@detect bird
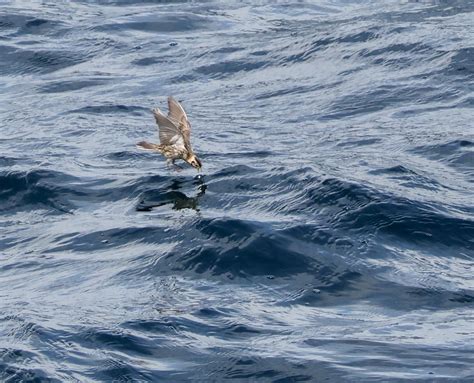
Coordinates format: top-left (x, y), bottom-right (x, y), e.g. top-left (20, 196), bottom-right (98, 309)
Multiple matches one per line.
top-left (137, 96), bottom-right (202, 171)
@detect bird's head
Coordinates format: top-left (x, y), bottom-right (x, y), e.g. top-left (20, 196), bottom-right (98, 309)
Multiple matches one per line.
top-left (186, 153), bottom-right (202, 171)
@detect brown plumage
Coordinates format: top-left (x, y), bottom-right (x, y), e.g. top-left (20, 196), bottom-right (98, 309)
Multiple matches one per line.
top-left (137, 97), bottom-right (202, 171)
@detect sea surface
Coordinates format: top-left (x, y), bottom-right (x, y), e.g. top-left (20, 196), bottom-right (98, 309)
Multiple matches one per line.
top-left (0, 0), bottom-right (473, 381)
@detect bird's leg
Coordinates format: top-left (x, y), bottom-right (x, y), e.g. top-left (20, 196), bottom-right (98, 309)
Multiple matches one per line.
top-left (167, 159), bottom-right (183, 172)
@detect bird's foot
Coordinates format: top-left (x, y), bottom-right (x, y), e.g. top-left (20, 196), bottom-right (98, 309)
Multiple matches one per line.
top-left (166, 159), bottom-right (183, 172)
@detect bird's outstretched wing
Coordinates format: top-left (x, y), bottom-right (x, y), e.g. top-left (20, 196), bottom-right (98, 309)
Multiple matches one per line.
top-left (137, 141), bottom-right (160, 151)
top-left (167, 96), bottom-right (191, 144)
top-left (152, 107), bottom-right (185, 148)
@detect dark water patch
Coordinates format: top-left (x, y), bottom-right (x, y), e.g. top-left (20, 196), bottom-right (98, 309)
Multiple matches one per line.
top-left (205, 172), bottom-right (274, 196)
top-left (369, 165), bottom-right (449, 190)
top-left (169, 73), bottom-right (199, 83)
top-left (0, 156), bottom-right (17, 167)
top-left (322, 84), bottom-right (460, 120)
top-left (265, 236), bottom-right (474, 309)
top-left (256, 81), bottom-right (341, 100)
top-left (1, 316), bottom-right (51, 344)
top-left (0, 347), bottom-right (37, 366)
top-left (283, 28), bottom-right (380, 64)
top-left (36, 176), bottom-right (150, 206)
top-left (0, 170), bottom-right (175, 215)
top-left (38, 78), bottom-right (111, 93)
top-left (458, 96), bottom-right (474, 108)
top-left (78, 328), bottom-right (153, 356)
top-left (270, 175), bottom-right (474, 251)
top-left (373, 2), bottom-right (473, 24)
top-left (199, 150), bottom-right (272, 159)
top-left (195, 59), bottom-right (268, 79)
top-left (337, 29), bottom-right (380, 44)
top-left (360, 42), bottom-right (432, 58)
top-left (0, 45), bottom-right (90, 76)
top-left (0, 259), bottom-right (44, 272)
top-left (132, 56), bottom-right (167, 66)
top-left (0, 14), bottom-right (31, 30)
top-left (205, 354), bottom-right (341, 382)
top-left (163, 218), bottom-right (321, 279)
top-left (94, 13), bottom-right (219, 33)
top-left (224, 317), bottom-right (265, 333)
top-left (210, 164), bottom-right (259, 178)
top-left (277, 176), bottom-right (373, 217)
top-left (0, 169), bottom-right (81, 214)
top-left (221, 150), bottom-right (274, 158)
top-left (336, 137), bottom-right (382, 148)
top-left (0, 237), bottom-right (21, 252)
top-left (411, 139), bottom-right (474, 173)
top-left (103, 150), bottom-right (143, 161)
top-left (250, 50), bottom-right (269, 56)
top-left (393, 101), bottom-right (470, 117)
top-left (0, 364), bottom-right (59, 383)
top-left (279, 224), bottom-right (341, 249)
top-left (68, 104), bottom-right (149, 115)
top-left (213, 46), bottom-right (245, 54)
top-left (445, 47), bottom-right (474, 76)
top-left (370, 164), bottom-right (419, 175)
top-left (280, 268), bottom-right (364, 307)
top-left (304, 338), bottom-right (474, 380)
top-left (358, 41), bottom-right (435, 70)
top-left (94, 358), bottom-right (154, 382)
top-left (195, 307), bottom-right (229, 318)
top-left (449, 292), bottom-right (474, 304)
top-left (344, 199), bottom-right (474, 250)
top-left (122, 319), bottom-right (178, 335)
top-left (0, 14), bottom-right (64, 36)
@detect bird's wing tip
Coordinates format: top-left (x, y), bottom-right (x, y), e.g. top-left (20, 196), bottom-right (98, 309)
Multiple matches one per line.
top-left (151, 107), bottom-right (160, 114)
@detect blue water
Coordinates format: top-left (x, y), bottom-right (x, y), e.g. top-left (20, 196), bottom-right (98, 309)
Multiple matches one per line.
top-left (1, 0), bottom-right (473, 381)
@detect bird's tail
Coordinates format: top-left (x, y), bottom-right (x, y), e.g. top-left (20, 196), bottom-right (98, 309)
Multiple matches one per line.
top-left (136, 141), bottom-right (161, 151)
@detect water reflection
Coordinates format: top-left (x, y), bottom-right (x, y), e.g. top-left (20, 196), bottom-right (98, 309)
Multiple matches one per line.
top-left (136, 176), bottom-right (206, 212)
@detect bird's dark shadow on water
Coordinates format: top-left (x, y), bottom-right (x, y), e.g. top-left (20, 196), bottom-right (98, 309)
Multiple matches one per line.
top-left (136, 176), bottom-right (207, 212)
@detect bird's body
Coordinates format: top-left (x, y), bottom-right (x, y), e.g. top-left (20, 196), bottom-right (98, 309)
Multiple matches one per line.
top-left (137, 97), bottom-right (202, 171)
top-left (137, 141), bottom-right (187, 162)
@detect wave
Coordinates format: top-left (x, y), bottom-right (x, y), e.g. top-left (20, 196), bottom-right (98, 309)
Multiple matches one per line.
top-left (0, 169), bottom-right (81, 214)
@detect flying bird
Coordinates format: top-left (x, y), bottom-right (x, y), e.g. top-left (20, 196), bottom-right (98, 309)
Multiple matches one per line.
top-left (137, 96), bottom-right (202, 171)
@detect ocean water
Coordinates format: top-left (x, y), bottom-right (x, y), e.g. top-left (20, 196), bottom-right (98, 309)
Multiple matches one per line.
top-left (0, 0), bottom-right (473, 381)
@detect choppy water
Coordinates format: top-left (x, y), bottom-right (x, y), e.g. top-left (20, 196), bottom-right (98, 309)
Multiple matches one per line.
top-left (1, 0), bottom-right (473, 381)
